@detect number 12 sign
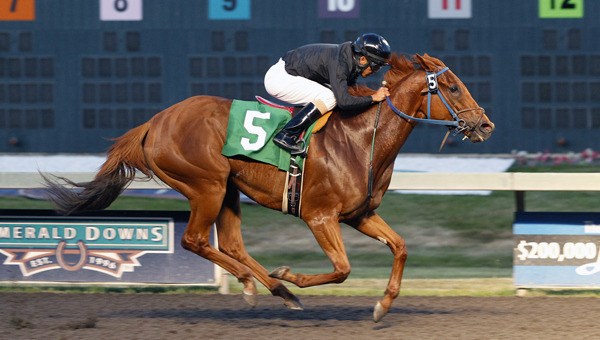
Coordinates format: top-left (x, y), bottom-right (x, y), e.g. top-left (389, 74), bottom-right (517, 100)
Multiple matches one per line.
top-left (100, 0), bottom-right (143, 21)
top-left (539, 0), bottom-right (583, 18)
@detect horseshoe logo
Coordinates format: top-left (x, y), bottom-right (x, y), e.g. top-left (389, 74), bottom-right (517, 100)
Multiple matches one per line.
top-left (55, 240), bottom-right (88, 271)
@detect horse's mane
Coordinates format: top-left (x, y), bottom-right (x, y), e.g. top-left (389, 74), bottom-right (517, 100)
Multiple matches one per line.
top-left (349, 53), bottom-right (443, 96)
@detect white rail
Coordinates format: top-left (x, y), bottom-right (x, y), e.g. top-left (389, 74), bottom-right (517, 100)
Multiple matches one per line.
top-left (3, 172), bottom-right (600, 191)
top-left (0, 172), bottom-right (168, 189)
top-left (387, 172), bottom-right (600, 191)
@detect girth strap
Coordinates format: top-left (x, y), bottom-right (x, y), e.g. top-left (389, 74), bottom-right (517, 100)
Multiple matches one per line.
top-left (283, 157), bottom-right (303, 217)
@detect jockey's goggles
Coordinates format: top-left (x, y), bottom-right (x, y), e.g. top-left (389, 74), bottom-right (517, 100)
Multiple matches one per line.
top-left (368, 58), bottom-right (387, 72)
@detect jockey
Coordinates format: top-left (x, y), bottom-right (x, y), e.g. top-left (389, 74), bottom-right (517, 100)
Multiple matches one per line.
top-left (264, 33), bottom-right (392, 155)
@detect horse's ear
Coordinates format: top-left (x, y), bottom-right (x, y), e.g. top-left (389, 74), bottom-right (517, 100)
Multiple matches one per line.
top-left (414, 54), bottom-right (431, 71)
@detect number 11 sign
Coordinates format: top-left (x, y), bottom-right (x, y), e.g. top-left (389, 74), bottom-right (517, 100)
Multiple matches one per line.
top-left (100, 0), bottom-right (143, 21)
top-left (428, 0), bottom-right (472, 19)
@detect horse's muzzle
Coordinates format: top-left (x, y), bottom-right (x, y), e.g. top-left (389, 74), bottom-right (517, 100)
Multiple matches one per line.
top-left (465, 120), bottom-right (494, 143)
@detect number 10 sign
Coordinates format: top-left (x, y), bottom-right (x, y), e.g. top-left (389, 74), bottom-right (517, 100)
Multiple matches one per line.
top-left (100, 0), bottom-right (143, 21)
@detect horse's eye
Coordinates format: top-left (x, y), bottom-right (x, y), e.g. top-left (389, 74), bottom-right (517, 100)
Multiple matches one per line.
top-left (449, 85), bottom-right (459, 93)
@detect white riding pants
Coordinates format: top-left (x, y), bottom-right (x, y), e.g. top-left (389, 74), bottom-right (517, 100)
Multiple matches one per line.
top-left (264, 58), bottom-right (337, 112)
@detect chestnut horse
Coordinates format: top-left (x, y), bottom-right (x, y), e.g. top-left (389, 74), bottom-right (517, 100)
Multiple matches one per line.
top-left (44, 53), bottom-right (494, 322)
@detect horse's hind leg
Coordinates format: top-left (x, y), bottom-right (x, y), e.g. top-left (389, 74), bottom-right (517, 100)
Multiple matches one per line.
top-left (181, 192), bottom-right (259, 303)
top-left (216, 181), bottom-right (303, 310)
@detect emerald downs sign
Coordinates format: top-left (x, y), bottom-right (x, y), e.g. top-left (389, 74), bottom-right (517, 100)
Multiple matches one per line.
top-left (0, 217), bottom-right (174, 279)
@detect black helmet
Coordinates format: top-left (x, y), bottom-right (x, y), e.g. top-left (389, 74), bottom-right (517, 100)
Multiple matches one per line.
top-left (352, 33), bottom-right (391, 71)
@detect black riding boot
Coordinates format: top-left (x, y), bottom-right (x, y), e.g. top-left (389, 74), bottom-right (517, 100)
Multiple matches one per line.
top-left (273, 103), bottom-right (322, 155)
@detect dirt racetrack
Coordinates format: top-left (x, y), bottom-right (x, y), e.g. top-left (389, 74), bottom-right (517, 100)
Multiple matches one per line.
top-left (1, 292), bottom-right (598, 339)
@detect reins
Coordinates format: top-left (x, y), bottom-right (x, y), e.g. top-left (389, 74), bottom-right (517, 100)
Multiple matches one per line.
top-left (367, 101), bottom-right (383, 198)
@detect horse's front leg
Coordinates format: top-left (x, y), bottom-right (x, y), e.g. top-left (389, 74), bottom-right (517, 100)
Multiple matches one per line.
top-left (348, 211), bottom-right (407, 323)
top-left (269, 215), bottom-right (351, 287)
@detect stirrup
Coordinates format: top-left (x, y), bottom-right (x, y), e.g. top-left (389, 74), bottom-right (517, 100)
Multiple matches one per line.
top-left (274, 137), bottom-right (306, 156)
top-left (289, 139), bottom-right (307, 156)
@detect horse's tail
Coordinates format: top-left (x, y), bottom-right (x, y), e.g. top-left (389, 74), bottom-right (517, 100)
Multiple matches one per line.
top-left (43, 122), bottom-right (153, 215)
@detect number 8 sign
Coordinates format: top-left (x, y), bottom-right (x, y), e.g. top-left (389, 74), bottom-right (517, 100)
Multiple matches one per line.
top-left (100, 0), bottom-right (143, 21)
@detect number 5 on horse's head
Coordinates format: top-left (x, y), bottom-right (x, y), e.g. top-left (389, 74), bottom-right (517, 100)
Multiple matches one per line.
top-left (382, 53), bottom-right (494, 146)
top-left (42, 52), bottom-right (493, 323)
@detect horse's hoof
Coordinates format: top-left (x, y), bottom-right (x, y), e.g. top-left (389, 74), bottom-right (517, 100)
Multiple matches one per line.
top-left (373, 301), bottom-right (388, 323)
top-left (269, 266), bottom-right (290, 279)
top-left (283, 296), bottom-right (304, 310)
top-left (242, 290), bottom-right (258, 307)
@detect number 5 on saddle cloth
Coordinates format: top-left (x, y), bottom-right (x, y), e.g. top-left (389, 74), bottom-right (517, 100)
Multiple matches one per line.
top-left (221, 99), bottom-right (331, 217)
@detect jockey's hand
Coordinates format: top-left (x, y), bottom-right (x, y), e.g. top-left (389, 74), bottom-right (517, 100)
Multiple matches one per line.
top-left (371, 86), bottom-right (390, 102)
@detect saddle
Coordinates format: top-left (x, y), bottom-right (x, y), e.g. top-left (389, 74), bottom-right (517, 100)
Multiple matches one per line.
top-left (255, 96), bottom-right (332, 217)
top-left (256, 96), bottom-right (332, 133)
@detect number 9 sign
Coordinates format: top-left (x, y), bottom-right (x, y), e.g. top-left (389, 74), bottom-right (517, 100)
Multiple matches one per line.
top-left (100, 0), bottom-right (143, 21)
top-left (208, 0), bottom-right (251, 20)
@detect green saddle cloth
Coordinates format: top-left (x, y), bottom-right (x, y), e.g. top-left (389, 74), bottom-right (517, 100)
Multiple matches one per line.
top-left (222, 99), bottom-right (314, 171)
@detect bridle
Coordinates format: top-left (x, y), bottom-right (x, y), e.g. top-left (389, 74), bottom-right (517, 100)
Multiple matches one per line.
top-left (384, 67), bottom-right (485, 136)
top-left (367, 66), bottom-right (486, 197)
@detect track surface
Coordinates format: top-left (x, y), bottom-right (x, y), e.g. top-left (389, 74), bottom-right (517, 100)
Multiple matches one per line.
top-left (2, 292), bottom-right (597, 339)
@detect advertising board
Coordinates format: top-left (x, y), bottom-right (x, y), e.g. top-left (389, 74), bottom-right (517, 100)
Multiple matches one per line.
top-left (0, 210), bottom-right (220, 286)
top-left (514, 212), bottom-right (600, 287)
